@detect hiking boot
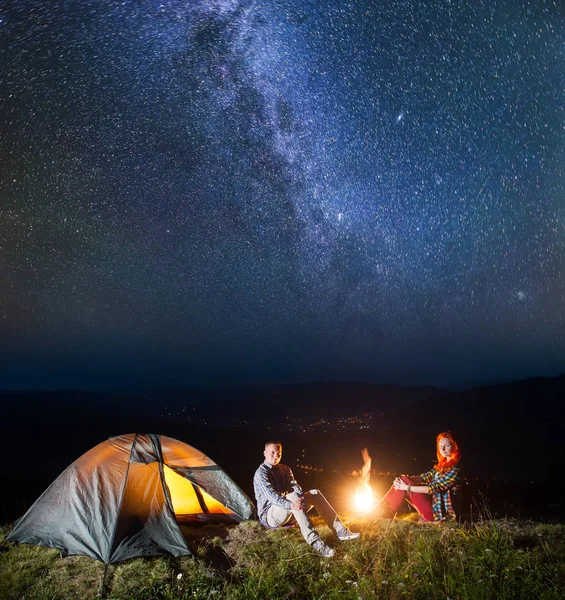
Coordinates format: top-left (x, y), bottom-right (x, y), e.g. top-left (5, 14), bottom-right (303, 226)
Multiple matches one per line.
top-left (311, 539), bottom-right (335, 558)
top-left (334, 524), bottom-right (360, 541)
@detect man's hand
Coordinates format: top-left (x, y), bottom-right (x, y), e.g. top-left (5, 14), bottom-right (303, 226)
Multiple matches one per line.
top-left (290, 497), bottom-right (306, 511)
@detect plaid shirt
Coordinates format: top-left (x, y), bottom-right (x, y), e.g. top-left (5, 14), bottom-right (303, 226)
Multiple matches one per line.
top-left (253, 462), bottom-right (303, 526)
top-left (421, 466), bottom-right (460, 521)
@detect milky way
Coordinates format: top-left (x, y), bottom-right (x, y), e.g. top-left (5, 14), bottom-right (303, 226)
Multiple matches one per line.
top-left (1, 0), bottom-right (563, 388)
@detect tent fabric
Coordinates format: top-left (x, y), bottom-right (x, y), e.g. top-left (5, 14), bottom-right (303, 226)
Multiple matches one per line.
top-left (7, 433), bottom-right (256, 564)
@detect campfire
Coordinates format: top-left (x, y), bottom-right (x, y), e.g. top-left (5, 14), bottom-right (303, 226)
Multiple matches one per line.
top-left (353, 448), bottom-right (376, 513)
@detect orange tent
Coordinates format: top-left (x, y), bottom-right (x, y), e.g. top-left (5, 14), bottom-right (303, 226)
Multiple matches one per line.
top-left (7, 433), bottom-right (255, 564)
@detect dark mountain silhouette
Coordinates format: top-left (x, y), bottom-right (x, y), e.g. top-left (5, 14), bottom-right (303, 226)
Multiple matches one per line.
top-left (1, 375), bottom-right (563, 522)
top-left (442, 377), bottom-right (515, 392)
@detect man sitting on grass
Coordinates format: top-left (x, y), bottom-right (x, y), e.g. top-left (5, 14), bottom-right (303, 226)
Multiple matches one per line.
top-left (253, 440), bottom-right (360, 558)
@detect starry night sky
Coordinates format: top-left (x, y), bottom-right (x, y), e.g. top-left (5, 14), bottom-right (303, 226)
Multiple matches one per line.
top-left (1, 0), bottom-right (564, 390)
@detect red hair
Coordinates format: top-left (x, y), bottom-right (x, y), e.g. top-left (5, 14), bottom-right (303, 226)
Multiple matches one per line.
top-left (434, 431), bottom-right (460, 472)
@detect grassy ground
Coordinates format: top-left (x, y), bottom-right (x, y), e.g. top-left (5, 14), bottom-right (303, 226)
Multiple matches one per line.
top-left (1, 516), bottom-right (564, 600)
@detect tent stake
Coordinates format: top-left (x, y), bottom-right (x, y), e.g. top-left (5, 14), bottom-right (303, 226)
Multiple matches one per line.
top-left (97, 563), bottom-right (109, 598)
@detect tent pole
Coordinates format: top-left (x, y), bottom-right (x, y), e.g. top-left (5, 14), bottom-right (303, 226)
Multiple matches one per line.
top-left (97, 563), bottom-right (109, 598)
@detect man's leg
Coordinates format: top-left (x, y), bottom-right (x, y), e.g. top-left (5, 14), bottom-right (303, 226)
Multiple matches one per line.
top-left (265, 504), bottom-right (293, 528)
top-left (283, 492), bottom-right (320, 544)
top-left (266, 492), bottom-right (320, 544)
top-left (267, 492), bottom-right (335, 557)
top-left (303, 490), bottom-right (360, 540)
top-left (303, 490), bottom-right (337, 528)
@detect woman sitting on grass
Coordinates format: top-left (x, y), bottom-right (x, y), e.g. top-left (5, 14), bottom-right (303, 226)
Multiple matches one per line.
top-left (380, 431), bottom-right (461, 522)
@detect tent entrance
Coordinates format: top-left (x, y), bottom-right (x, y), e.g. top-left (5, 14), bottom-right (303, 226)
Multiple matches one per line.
top-left (163, 465), bottom-right (237, 522)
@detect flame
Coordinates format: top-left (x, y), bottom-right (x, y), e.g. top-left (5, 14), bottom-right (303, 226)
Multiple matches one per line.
top-left (354, 483), bottom-right (375, 513)
top-left (352, 448), bottom-right (376, 513)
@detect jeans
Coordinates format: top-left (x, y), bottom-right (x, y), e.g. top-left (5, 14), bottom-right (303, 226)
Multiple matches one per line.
top-left (266, 489), bottom-right (339, 545)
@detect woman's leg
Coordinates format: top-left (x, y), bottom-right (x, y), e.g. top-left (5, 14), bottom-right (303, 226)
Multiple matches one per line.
top-left (406, 485), bottom-right (434, 522)
top-left (381, 477), bottom-right (413, 512)
top-left (382, 476), bottom-right (434, 521)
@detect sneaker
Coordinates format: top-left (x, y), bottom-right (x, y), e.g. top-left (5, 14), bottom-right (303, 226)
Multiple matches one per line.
top-left (335, 526), bottom-right (360, 541)
top-left (311, 539), bottom-right (335, 558)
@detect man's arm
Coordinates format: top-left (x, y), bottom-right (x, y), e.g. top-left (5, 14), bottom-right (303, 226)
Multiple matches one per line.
top-left (253, 465), bottom-right (294, 511)
top-left (288, 467), bottom-right (304, 496)
top-left (286, 466), bottom-right (306, 510)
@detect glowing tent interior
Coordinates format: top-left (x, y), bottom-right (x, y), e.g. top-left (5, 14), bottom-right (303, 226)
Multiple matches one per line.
top-left (7, 433), bottom-right (256, 564)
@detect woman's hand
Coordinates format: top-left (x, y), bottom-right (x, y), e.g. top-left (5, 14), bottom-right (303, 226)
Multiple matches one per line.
top-left (393, 477), bottom-right (407, 491)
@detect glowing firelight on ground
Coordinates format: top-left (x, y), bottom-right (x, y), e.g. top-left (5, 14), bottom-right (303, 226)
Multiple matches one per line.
top-left (352, 448), bottom-right (377, 513)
